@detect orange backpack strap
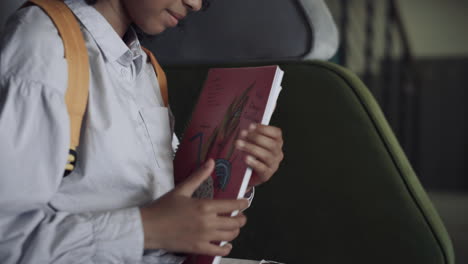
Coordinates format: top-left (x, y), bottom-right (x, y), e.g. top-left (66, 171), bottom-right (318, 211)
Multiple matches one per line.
top-left (141, 47), bottom-right (169, 107)
top-left (24, 1), bottom-right (167, 176)
top-left (26, 0), bottom-right (90, 176)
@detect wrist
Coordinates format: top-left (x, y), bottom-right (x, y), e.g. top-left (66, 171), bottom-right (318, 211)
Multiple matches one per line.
top-left (139, 207), bottom-right (162, 250)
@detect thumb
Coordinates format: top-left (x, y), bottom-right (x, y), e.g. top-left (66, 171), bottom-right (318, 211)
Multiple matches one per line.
top-left (175, 159), bottom-right (215, 197)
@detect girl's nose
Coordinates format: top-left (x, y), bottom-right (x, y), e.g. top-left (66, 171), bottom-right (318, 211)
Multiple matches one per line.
top-left (183, 0), bottom-right (203, 12)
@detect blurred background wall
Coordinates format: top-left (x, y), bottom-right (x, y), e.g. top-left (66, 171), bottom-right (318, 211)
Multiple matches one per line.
top-left (325, 0), bottom-right (468, 189)
top-left (399, 0), bottom-right (468, 57)
top-left (326, 0), bottom-right (467, 262)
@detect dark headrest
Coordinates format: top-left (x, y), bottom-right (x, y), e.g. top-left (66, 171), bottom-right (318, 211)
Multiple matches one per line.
top-left (144, 0), bottom-right (339, 65)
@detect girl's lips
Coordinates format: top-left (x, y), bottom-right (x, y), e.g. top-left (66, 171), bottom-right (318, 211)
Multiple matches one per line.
top-left (167, 10), bottom-right (185, 26)
top-left (168, 10), bottom-right (185, 20)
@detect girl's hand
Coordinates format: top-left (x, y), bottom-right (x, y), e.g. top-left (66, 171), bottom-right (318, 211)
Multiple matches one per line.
top-left (140, 159), bottom-right (249, 256)
top-left (236, 124), bottom-right (284, 189)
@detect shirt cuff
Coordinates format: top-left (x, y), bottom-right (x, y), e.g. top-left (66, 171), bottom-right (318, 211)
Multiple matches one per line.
top-left (91, 207), bottom-right (144, 262)
top-left (244, 187), bottom-right (255, 208)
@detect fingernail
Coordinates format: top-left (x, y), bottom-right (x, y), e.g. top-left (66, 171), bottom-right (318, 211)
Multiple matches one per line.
top-left (245, 155), bottom-right (254, 163)
top-left (204, 159), bottom-right (212, 168)
top-left (249, 123), bottom-right (257, 131)
top-left (240, 130), bottom-right (248, 138)
top-left (236, 139), bottom-right (245, 148)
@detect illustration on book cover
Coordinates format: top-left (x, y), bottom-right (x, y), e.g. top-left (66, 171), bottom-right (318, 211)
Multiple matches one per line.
top-left (190, 80), bottom-right (256, 199)
top-left (174, 65), bottom-right (281, 205)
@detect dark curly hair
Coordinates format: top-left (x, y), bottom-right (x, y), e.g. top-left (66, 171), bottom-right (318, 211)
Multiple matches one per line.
top-left (85, 0), bottom-right (211, 11)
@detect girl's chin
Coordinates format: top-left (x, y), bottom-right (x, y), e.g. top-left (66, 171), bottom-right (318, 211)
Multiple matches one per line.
top-left (138, 23), bottom-right (168, 36)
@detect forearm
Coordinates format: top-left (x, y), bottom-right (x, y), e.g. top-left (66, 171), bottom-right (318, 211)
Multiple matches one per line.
top-left (0, 207), bottom-right (144, 264)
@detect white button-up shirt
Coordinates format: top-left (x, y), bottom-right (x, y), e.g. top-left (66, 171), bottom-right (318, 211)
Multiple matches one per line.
top-left (0, 0), bottom-right (184, 263)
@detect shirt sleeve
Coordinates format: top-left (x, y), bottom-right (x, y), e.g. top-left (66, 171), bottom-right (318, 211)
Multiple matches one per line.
top-left (244, 187), bottom-right (255, 208)
top-left (0, 76), bottom-right (145, 263)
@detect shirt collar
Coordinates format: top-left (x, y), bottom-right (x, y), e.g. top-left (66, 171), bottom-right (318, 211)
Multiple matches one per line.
top-left (121, 27), bottom-right (143, 73)
top-left (64, 0), bottom-right (143, 73)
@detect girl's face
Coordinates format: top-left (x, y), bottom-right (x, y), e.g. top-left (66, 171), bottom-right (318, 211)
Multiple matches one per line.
top-left (122, 0), bottom-right (203, 34)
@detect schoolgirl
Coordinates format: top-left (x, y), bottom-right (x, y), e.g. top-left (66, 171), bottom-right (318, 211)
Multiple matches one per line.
top-left (0, 0), bottom-right (284, 263)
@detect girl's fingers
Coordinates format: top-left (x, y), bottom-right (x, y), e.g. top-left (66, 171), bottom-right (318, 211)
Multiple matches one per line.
top-left (211, 229), bottom-right (240, 243)
top-left (247, 124), bottom-right (283, 143)
top-left (215, 214), bottom-right (247, 230)
top-left (240, 129), bottom-right (279, 153)
top-left (197, 242), bottom-right (233, 257)
top-left (236, 139), bottom-right (273, 166)
top-left (237, 124), bottom-right (284, 188)
top-left (202, 199), bottom-right (249, 214)
top-left (245, 155), bottom-right (271, 180)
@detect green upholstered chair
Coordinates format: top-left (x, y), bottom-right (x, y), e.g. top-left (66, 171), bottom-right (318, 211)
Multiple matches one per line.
top-left (163, 61), bottom-right (454, 264)
top-left (145, 0), bottom-right (454, 263)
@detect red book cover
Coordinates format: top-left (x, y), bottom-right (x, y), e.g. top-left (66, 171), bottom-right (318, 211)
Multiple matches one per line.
top-left (173, 65), bottom-right (283, 264)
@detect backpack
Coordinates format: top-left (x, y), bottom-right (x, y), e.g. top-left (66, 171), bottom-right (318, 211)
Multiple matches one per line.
top-left (24, 0), bottom-right (169, 176)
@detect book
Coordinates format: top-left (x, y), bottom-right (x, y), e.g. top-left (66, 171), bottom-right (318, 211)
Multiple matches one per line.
top-left (173, 65), bottom-right (284, 264)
